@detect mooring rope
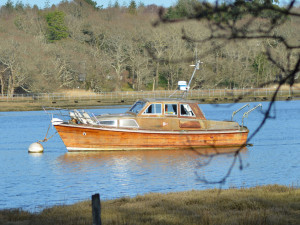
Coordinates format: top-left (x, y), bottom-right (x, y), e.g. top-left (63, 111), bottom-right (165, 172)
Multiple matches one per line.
top-left (38, 123), bottom-right (57, 143)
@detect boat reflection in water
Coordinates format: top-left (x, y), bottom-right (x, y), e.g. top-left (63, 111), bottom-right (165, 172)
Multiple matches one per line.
top-left (57, 147), bottom-right (249, 174)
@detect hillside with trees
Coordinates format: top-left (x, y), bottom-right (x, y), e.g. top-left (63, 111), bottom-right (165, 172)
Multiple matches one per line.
top-left (0, 0), bottom-right (299, 96)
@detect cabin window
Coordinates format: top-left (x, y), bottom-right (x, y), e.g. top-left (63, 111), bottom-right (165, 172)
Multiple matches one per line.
top-left (165, 104), bottom-right (177, 116)
top-left (143, 103), bottom-right (162, 115)
top-left (180, 104), bottom-right (195, 117)
top-left (129, 101), bottom-right (146, 114)
top-left (99, 120), bottom-right (117, 126)
top-left (119, 119), bottom-right (139, 128)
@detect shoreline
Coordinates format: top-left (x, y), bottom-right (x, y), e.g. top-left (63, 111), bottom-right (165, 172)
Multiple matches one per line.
top-left (1, 86), bottom-right (300, 112)
top-left (0, 95), bottom-right (298, 112)
top-left (0, 184), bottom-right (299, 225)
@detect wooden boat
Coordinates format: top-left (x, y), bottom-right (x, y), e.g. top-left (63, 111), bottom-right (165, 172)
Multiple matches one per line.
top-left (49, 98), bottom-right (249, 151)
top-left (45, 59), bottom-right (258, 152)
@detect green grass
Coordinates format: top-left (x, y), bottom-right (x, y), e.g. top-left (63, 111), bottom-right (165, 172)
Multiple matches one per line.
top-left (1, 185), bottom-right (299, 225)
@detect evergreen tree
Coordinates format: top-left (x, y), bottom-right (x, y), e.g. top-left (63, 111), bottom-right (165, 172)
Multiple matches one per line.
top-left (128, 0), bottom-right (137, 15)
top-left (113, 0), bottom-right (120, 8)
top-left (4, 0), bottom-right (14, 12)
top-left (84, 0), bottom-right (98, 9)
top-left (138, 1), bottom-right (145, 8)
top-left (45, 10), bottom-right (69, 42)
top-left (164, 0), bottom-right (201, 19)
top-left (15, 1), bottom-right (24, 12)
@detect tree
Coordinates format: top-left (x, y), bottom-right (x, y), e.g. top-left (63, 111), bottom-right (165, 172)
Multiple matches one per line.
top-left (145, 30), bottom-right (169, 90)
top-left (84, 0), bottom-right (98, 9)
top-left (128, 0), bottom-right (137, 15)
top-left (101, 32), bottom-right (130, 91)
top-left (0, 64), bottom-right (8, 96)
top-left (127, 38), bottom-right (152, 90)
top-left (0, 40), bottom-right (29, 96)
top-left (3, 0), bottom-right (14, 13)
top-left (0, 0), bottom-right (297, 94)
top-left (164, 0), bottom-right (201, 19)
top-left (113, 0), bottom-right (120, 9)
top-left (45, 10), bottom-right (69, 42)
top-left (15, 1), bottom-right (24, 12)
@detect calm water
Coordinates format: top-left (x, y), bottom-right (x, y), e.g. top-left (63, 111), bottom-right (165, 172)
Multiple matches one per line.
top-left (0, 101), bottom-right (299, 211)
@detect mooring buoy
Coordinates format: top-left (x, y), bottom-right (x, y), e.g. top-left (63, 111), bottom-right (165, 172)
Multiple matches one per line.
top-left (28, 142), bottom-right (44, 153)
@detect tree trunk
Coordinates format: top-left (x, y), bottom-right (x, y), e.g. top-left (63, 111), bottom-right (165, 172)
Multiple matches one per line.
top-left (152, 77), bottom-right (155, 91)
top-left (7, 65), bottom-right (17, 97)
top-left (0, 75), bottom-right (4, 96)
top-left (155, 62), bottom-right (159, 90)
top-left (8, 76), bottom-right (11, 96)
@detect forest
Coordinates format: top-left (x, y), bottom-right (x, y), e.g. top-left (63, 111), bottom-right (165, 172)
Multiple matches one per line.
top-left (0, 0), bottom-right (299, 96)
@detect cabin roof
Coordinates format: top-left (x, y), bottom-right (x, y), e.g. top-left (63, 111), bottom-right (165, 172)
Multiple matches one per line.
top-left (141, 98), bottom-right (199, 104)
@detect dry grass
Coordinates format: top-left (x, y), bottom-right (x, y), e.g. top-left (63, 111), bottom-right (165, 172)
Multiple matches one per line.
top-left (0, 185), bottom-right (299, 225)
top-left (268, 83), bottom-right (300, 91)
top-left (60, 89), bottom-right (98, 97)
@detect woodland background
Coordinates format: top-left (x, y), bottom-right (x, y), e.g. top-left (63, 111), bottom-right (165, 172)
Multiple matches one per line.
top-left (0, 0), bottom-right (299, 97)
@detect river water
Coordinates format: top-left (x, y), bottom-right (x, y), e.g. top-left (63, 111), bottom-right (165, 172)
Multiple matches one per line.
top-left (0, 100), bottom-right (299, 211)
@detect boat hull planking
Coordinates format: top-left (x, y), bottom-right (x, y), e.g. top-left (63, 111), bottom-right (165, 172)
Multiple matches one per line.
top-left (54, 124), bottom-right (249, 151)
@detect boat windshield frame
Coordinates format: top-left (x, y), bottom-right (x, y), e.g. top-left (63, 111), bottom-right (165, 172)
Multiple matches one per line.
top-left (128, 100), bottom-right (146, 114)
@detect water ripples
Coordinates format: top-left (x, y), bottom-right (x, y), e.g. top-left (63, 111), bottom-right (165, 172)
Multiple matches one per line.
top-left (0, 101), bottom-right (299, 211)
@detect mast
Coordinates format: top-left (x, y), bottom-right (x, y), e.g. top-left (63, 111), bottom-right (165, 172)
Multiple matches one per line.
top-left (182, 51), bottom-right (202, 98)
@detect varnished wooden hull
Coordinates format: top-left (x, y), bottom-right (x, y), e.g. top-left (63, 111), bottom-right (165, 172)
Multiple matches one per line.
top-left (54, 124), bottom-right (249, 151)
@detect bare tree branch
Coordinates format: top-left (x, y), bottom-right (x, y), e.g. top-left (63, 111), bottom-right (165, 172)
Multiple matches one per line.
top-left (152, 0), bottom-right (300, 185)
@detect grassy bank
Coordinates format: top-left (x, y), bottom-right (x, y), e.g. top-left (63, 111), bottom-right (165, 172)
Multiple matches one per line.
top-left (0, 95), bottom-right (297, 112)
top-left (0, 99), bottom-right (132, 112)
top-left (1, 185), bottom-right (299, 225)
top-left (1, 86), bottom-right (299, 112)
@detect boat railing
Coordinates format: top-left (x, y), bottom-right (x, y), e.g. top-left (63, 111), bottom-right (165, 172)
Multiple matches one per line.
top-left (231, 104), bottom-right (250, 121)
top-left (43, 107), bottom-right (98, 125)
top-left (241, 104), bottom-right (263, 127)
top-left (43, 107), bottom-right (71, 120)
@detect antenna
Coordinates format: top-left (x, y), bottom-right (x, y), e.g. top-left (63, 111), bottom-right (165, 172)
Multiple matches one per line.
top-left (182, 48), bottom-right (202, 98)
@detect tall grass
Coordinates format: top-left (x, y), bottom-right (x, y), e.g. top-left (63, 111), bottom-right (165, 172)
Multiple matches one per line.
top-left (0, 185), bottom-right (299, 225)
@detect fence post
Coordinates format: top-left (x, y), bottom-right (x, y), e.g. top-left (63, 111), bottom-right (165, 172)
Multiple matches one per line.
top-left (92, 193), bottom-right (101, 225)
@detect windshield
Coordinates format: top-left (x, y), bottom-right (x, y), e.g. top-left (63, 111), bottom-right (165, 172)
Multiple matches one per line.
top-left (128, 101), bottom-right (146, 114)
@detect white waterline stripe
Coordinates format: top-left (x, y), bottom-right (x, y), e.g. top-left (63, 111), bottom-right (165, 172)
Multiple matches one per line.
top-left (56, 124), bottom-right (247, 134)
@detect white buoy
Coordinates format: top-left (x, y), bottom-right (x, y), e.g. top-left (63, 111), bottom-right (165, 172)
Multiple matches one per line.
top-left (28, 142), bottom-right (44, 153)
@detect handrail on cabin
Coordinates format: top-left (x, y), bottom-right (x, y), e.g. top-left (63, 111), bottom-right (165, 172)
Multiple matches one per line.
top-left (242, 104), bottom-right (262, 127)
top-left (231, 104), bottom-right (250, 121)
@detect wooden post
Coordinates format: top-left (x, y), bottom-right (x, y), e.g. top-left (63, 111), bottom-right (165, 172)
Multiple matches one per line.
top-left (92, 193), bottom-right (101, 225)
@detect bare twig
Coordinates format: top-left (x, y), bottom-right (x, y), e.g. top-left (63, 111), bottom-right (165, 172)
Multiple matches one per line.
top-left (152, 0), bottom-right (300, 185)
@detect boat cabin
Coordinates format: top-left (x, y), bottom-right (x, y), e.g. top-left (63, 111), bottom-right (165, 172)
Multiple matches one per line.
top-left (128, 98), bottom-right (205, 119)
top-left (125, 98), bottom-right (207, 130)
top-left (93, 98), bottom-right (239, 131)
